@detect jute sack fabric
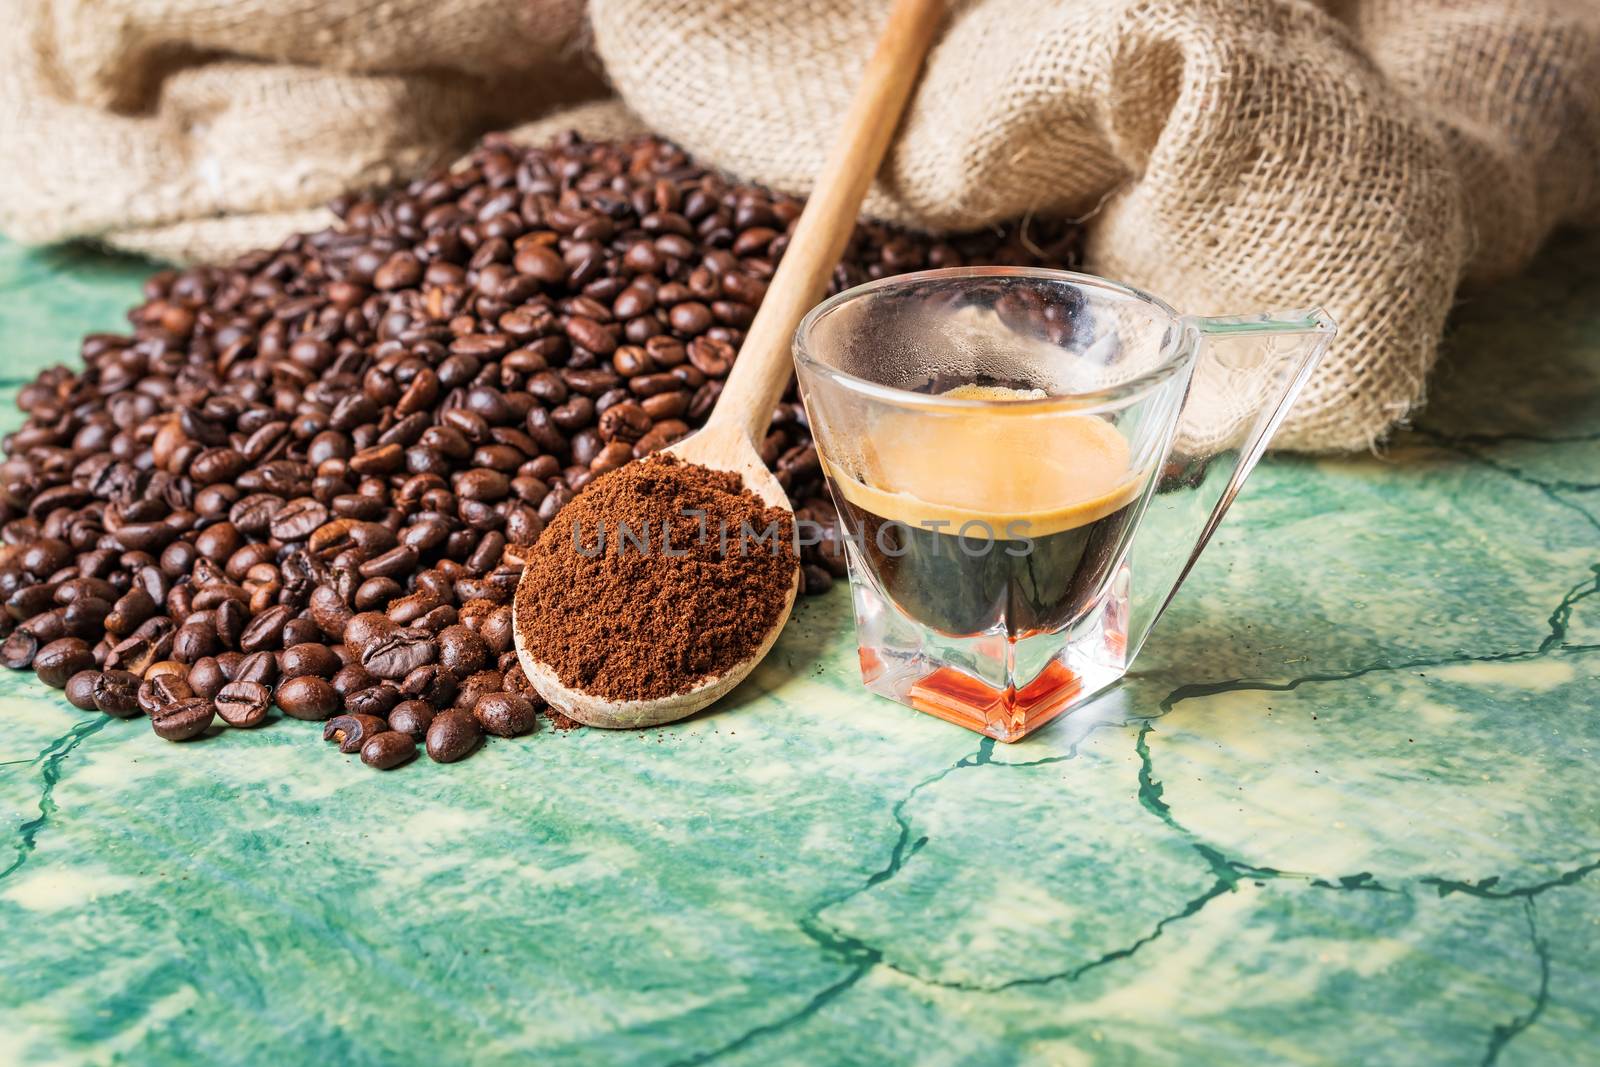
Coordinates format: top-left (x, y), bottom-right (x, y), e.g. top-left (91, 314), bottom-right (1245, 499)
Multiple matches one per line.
top-left (590, 0), bottom-right (1600, 450)
top-left (2, 1), bottom-right (1597, 448)
top-left (0, 0), bottom-right (609, 263)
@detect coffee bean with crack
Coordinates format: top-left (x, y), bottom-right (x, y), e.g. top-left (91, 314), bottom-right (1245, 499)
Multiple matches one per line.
top-left (269, 498), bottom-right (330, 542)
top-left (137, 672), bottom-right (194, 717)
top-left (214, 680), bottom-right (271, 728)
top-left (92, 670), bottom-right (142, 717)
top-left (345, 683), bottom-right (402, 719)
top-left (360, 629), bottom-right (438, 680)
top-left (150, 697), bottom-right (215, 741)
top-left (233, 650), bottom-right (278, 686)
top-left (239, 604), bottom-right (293, 653)
top-left (323, 713), bottom-right (388, 754)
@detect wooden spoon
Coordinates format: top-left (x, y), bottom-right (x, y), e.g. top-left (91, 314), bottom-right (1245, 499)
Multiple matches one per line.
top-left (515, 0), bottom-right (945, 728)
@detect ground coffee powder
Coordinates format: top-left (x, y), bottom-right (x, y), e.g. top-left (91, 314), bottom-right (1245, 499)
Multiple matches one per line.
top-left (515, 454), bottom-right (795, 700)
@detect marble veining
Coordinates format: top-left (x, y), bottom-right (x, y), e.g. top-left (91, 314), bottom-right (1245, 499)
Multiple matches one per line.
top-left (0, 234), bottom-right (1596, 1065)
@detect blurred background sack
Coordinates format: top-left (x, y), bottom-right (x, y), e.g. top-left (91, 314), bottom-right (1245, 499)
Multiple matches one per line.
top-left (2, 0), bottom-right (1597, 450)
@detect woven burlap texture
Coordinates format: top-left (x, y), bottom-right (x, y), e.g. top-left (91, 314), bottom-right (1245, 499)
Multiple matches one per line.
top-left (592, 0), bottom-right (1600, 449)
top-left (3, 0), bottom-right (1598, 449)
top-left (0, 0), bottom-right (609, 263)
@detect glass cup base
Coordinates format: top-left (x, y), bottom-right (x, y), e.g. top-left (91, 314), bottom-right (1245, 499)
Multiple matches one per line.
top-left (849, 562), bottom-right (1132, 743)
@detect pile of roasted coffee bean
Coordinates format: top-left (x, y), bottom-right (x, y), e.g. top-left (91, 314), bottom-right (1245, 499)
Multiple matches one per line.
top-left (0, 132), bottom-right (1081, 770)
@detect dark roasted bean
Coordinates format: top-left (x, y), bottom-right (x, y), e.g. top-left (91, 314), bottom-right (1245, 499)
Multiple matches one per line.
top-left (425, 709), bottom-right (482, 763)
top-left (279, 642), bottom-right (339, 680)
top-left (331, 662), bottom-right (378, 698)
top-left (215, 680), bottom-right (271, 728)
top-left (137, 672), bottom-right (193, 716)
top-left (92, 670), bottom-right (142, 717)
top-left (276, 675), bottom-right (340, 721)
top-left (437, 624), bottom-right (490, 676)
top-left (187, 656), bottom-right (227, 699)
top-left (346, 683), bottom-right (402, 718)
top-left (323, 713), bottom-right (388, 754)
top-left (239, 604), bottom-right (293, 653)
top-left (361, 731), bottom-right (417, 770)
top-left (234, 650), bottom-right (278, 686)
top-left (361, 629), bottom-right (438, 680)
top-left (1, 629), bottom-right (39, 669)
top-left (65, 669), bottom-right (101, 711)
top-left (387, 699), bottom-right (436, 738)
top-left (151, 697), bottom-right (215, 741)
top-left (33, 637), bottom-right (94, 688)
top-left (270, 499), bottom-right (329, 542)
top-left (474, 692), bottom-right (538, 738)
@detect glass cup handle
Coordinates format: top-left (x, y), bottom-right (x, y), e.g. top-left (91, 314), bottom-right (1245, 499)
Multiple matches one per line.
top-left (1125, 308), bottom-right (1338, 660)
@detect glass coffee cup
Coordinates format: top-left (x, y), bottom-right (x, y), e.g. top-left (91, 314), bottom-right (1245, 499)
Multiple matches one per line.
top-left (794, 269), bottom-right (1335, 742)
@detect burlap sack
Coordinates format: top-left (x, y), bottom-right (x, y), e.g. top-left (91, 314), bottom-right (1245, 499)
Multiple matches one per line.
top-left (3, 0), bottom-right (1597, 449)
top-left (590, 0), bottom-right (1600, 450)
top-left (0, 0), bottom-right (609, 263)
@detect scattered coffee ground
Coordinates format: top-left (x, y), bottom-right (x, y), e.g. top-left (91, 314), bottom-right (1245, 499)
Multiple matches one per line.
top-left (0, 131), bottom-right (1080, 770)
top-left (516, 454), bottom-right (795, 700)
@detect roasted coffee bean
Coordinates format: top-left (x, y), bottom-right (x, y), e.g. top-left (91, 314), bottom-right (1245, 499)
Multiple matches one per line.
top-left (342, 612), bottom-right (395, 658)
top-left (187, 656), bottom-right (227, 699)
top-left (151, 697), bottom-right (215, 741)
top-left (437, 624), bottom-right (489, 676)
top-left (172, 621), bottom-right (219, 663)
top-left (308, 585), bottom-right (354, 639)
top-left (144, 659), bottom-right (188, 682)
top-left (1, 629), bottom-right (39, 669)
top-left (453, 669), bottom-right (504, 712)
top-left (233, 650), bottom-right (279, 686)
top-left (33, 638), bottom-right (94, 688)
top-left (239, 604), bottom-right (293, 653)
top-left (104, 587), bottom-right (155, 636)
top-left (401, 663), bottom-right (458, 706)
top-left (360, 731), bottom-right (417, 770)
top-left (361, 629), bottom-right (438, 680)
top-left (215, 680), bottom-right (271, 728)
top-left (92, 670), bottom-right (142, 717)
top-left (387, 699), bottom-right (436, 738)
top-left (323, 713), bottom-right (388, 754)
top-left (65, 669), bottom-right (101, 710)
top-left (331, 662), bottom-right (378, 698)
top-left (279, 641), bottom-right (339, 680)
top-left (282, 618), bottom-right (322, 648)
top-left (425, 709), bottom-right (482, 763)
top-left (276, 675), bottom-right (340, 721)
top-left (346, 683), bottom-right (402, 718)
top-left (137, 672), bottom-right (194, 716)
top-left (473, 692), bottom-right (538, 738)
top-left (479, 606), bottom-right (515, 654)
top-left (270, 499), bottom-right (329, 542)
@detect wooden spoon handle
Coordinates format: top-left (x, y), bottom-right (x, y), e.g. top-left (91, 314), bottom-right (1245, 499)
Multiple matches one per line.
top-left (705, 0), bottom-right (945, 445)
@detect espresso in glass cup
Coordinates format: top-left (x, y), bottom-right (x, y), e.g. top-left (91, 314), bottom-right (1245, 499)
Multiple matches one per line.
top-left (795, 269), bottom-right (1335, 741)
top-left (825, 391), bottom-right (1144, 639)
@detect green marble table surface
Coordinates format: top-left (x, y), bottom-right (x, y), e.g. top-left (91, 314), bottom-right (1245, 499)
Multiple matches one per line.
top-left (1, 232), bottom-right (1597, 1067)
